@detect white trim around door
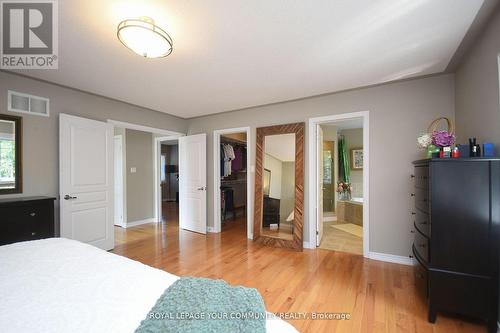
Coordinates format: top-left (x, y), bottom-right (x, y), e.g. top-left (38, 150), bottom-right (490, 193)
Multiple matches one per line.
top-left (307, 111), bottom-right (370, 257)
top-left (213, 127), bottom-right (252, 239)
top-left (113, 134), bottom-right (127, 228)
top-left (107, 119), bottom-right (184, 137)
top-left (154, 135), bottom-right (184, 223)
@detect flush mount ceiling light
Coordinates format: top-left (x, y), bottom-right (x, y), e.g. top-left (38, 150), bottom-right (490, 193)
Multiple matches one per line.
top-left (117, 17), bottom-right (173, 58)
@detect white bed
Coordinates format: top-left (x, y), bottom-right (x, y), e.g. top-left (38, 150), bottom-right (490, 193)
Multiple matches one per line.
top-left (0, 238), bottom-right (297, 333)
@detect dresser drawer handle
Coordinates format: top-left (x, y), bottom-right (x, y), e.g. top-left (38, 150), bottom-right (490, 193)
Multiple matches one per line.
top-left (411, 193), bottom-right (415, 197)
top-left (410, 175), bottom-right (415, 179)
top-left (29, 212), bottom-right (36, 217)
top-left (411, 212), bottom-right (416, 215)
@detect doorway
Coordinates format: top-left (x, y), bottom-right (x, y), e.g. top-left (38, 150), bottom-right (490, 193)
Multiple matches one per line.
top-left (213, 127), bottom-right (252, 238)
top-left (159, 140), bottom-right (179, 225)
top-left (308, 111), bottom-right (369, 257)
top-left (107, 119), bottom-right (183, 245)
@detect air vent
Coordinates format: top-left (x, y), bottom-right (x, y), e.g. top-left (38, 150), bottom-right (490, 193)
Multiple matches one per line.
top-left (8, 90), bottom-right (50, 117)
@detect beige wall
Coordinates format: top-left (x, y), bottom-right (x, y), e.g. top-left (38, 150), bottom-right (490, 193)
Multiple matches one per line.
top-left (339, 128), bottom-right (363, 198)
top-left (455, 8), bottom-right (500, 153)
top-left (280, 161), bottom-right (295, 224)
top-left (125, 129), bottom-right (155, 223)
top-left (187, 74), bottom-right (455, 256)
top-left (264, 153), bottom-right (282, 199)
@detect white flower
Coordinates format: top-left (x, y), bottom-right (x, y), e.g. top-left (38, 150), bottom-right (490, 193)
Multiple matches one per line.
top-left (417, 133), bottom-right (432, 149)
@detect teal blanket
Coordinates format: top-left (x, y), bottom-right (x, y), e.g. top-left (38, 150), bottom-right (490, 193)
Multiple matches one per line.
top-left (135, 277), bottom-right (266, 333)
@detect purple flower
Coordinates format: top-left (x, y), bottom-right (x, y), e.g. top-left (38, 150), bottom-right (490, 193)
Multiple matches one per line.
top-left (432, 130), bottom-right (455, 147)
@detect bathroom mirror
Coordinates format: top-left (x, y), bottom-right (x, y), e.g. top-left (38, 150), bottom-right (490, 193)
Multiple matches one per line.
top-left (0, 114), bottom-right (22, 194)
top-left (254, 122), bottom-right (304, 250)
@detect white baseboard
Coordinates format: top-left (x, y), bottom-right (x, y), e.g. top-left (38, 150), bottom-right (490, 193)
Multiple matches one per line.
top-left (207, 226), bottom-right (217, 233)
top-left (368, 251), bottom-right (415, 266)
top-left (126, 218), bottom-right (157, 228)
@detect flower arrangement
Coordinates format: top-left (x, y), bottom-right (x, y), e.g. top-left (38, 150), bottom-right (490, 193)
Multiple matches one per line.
top-left (337, 181), bottom-right (352, 200)
top-left (417, 133), bottom-right (432, 149)
top-left (416, 117), bottom-right (456, 158)
top-left (431, 130), bottom-right (455, 147)
top-left (337, 181), bottom-right (352, 193)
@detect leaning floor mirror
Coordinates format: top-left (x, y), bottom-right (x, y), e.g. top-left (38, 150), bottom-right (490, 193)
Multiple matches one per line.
top-left (254, 122), bottom-right (304, 250)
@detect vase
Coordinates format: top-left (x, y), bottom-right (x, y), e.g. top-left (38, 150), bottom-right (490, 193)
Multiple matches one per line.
top-left (426, 144), bottom-right (439, 158)
top-left (339, 191), bottom-right (351, 201)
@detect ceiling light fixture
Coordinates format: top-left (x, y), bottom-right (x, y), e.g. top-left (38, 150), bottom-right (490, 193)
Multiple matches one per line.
top-left (117, 17), bottom-right (173, 58)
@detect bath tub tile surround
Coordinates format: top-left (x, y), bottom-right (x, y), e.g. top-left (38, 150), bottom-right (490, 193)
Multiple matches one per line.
top-left (337, 199), bottom-right (363, 226)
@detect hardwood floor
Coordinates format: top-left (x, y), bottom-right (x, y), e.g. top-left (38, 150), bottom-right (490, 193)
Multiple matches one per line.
top-left (320, 220), bottom-right (363, 255)
top-left (113, 204), bottom-right (487, 333)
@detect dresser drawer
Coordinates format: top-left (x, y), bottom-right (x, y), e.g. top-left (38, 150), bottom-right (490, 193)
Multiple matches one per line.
top-left (414, 261), bottom-right (428, 300)
top-left (414, 229), bottom-right (429, 263)
top-left (0, 199), bottom-right (55, 245)
top-left (24, 203), bottom-right (53, 239)
top-left (414, 166), bottom-right (429, 189)
top-left (413, 209), bottom-right (430, 237)
top-left (414, 188), bottom-right (429, 213)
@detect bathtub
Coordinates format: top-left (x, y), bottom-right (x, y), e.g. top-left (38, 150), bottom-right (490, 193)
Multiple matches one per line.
top-left (337, 198), bottom-right (363, 226)
top-left (350, 197), bottom-right (363, 204)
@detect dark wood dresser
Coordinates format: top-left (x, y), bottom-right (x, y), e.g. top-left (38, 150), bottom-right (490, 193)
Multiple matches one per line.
top-left (0, 196), bottom-right (56, 246)
top-left (412, 158), bottom-right (499, 333)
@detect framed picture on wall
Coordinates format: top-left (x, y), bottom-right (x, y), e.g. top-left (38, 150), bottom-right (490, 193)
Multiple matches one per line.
top-left (350, 148), bottom-right (363, 170)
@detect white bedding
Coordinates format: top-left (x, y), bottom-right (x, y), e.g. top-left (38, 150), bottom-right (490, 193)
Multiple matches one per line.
top-left (0, 238), bottom-right (297, 333)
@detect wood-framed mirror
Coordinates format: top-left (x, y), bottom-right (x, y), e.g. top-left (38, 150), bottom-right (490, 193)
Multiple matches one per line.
top-left (0, 114), bottom-right (22, 194)
top-left (254, 122), bottom-right (304, 251)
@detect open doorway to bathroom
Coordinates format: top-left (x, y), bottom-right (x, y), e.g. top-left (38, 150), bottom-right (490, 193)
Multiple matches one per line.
top-left (309, 112), bottom-right (369, 257)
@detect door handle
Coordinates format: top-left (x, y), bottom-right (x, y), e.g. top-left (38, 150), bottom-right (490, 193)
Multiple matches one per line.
top-left (64, 195), bottom-right (77, 200)
top-left (197, 186), bottom-right (206, 191)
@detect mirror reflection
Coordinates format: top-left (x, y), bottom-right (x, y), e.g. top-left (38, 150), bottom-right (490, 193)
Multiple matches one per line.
top-left (0, 120), bottom-right (16, 190)
top-left (261, 133), bottom-right (295, 240)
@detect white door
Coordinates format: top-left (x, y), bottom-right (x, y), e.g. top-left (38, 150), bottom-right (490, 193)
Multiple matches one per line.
top-left (60, 114), bottom-right (114, 250)
top-left (179, 133), bottom-right (207, 234)
top-left (114, 135), bottom-right (125, 227)
top-left (317, 125), bottom-right (324, 246)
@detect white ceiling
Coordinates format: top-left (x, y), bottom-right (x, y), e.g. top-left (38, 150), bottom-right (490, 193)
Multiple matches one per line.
top-left (14, 0), bottom-right (483, 118)
top-left (265, 134), bottom-right (295, 162)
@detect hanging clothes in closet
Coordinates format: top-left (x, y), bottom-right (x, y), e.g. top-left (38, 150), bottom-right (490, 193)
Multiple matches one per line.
top-left (221, 143), bottom-right (235, 177)
top-left (220, 143), bottom-right (247, 177)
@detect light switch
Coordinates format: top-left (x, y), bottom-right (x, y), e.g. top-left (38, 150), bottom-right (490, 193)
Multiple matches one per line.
top-left (130, 167), bottom-right (137, 173)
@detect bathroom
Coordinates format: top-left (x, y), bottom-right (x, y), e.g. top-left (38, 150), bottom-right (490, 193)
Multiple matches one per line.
top-left (318, 121), bottom-right (363, 255)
